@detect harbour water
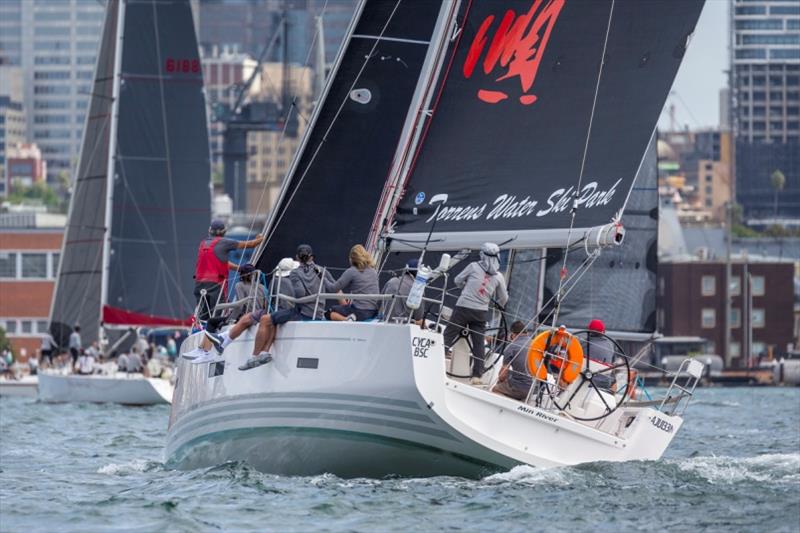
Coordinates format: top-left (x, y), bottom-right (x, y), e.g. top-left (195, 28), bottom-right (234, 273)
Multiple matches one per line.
top-left (1, 387), bottom-right (798, 532)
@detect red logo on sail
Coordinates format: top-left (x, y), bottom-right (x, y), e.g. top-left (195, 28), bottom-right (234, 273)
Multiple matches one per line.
top-left (462, 0), bottom-right (565, 105)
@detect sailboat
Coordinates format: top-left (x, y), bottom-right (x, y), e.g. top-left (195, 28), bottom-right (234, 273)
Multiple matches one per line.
top-left (166, 0), bottom-right (706, 476)
top-left (40, 0), bottom-right (210, 405)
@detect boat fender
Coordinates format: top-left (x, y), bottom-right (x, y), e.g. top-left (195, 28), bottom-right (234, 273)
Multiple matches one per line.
top-left (527, 329), bottom-right (584, 385)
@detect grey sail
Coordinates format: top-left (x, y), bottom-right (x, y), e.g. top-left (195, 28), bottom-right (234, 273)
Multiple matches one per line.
top-left (50, 0), bottom-right (120, 344)
top-left (105, 0), bottom-right (210, 328)
top-left (51, 0), bottom-right (210, 344)
top-left (536, 133), bottom-right (659, 335)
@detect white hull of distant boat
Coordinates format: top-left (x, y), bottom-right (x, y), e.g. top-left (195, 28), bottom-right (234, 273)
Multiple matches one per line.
top-left (38, 371), bottom-right (173, 405)
top-left (0, 376), bottom-right (38, 398)
top-left (166, 322), bottom-right (687, 477)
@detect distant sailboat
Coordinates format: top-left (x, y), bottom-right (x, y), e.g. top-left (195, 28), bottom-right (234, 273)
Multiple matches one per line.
top-left (167, 0), bottom-right (706, 476)
top-left (40, 0), bottom-right (210, 405)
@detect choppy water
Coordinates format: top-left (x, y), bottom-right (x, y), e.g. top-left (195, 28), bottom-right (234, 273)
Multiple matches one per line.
top-left (1, 387), bottom-right (798, 532)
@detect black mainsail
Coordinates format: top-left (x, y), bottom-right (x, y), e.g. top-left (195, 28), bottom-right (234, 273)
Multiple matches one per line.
top-left (385, 0), bottom-right (703, 252)
top-left (51, 0), bottom-right (211, 343)
top-left (255, 0), bottom-right (446, 272)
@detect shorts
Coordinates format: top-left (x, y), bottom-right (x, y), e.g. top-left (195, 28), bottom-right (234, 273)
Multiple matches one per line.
top-left (328, 304), bottom-right (377, 322)
top-left (492, 379), bottom-right (529, 401)
top-left (251, 307), bottom-right (308, 325)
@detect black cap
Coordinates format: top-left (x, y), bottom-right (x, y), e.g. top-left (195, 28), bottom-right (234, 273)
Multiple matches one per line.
top-left (239, 263), bottom-right (256, 275)
top-left (296, 244), bottom-right (313, 257)
top-left (210, 219), bottom-right (226, 233)
top-left (406, 258), bottom-right (419, 271)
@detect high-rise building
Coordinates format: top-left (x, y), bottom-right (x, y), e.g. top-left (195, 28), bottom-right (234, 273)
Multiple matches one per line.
top-left (731, 0), bottom-right (800, 220)
top-left (0, 97), bottom-right (26, 198)
top-left (0, 0), bottom-right (105, 183)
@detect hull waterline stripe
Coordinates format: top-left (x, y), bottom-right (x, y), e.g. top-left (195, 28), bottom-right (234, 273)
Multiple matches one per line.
top-left (169, 409), bottom-right (461, 449)
top-left (170, 399), bottom-right (433, 434)
top-left (167, 426), bottom-right (508, 473)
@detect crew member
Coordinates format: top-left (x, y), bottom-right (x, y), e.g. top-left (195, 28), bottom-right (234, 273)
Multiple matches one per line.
top-left (493, 321), bottom-right (533, 401)
top-left (381, 258), bottom-right (424, 324)
top-left (584, 319), bottom-right (617, 390)
top-left (324, 244), bottom-right (380, 322)
top-left (68, 325), bottom-right (82, 367)
top-left (443, 242), bottom-right (508, 384)
top-left (193, 219), bottom-right (263, 321)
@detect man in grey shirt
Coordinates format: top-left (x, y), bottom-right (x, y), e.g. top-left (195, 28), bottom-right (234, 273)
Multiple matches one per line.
top-left (68, 325), bottom-right (82, 367)
top-left (493, 321), bottom-right (533, 401)
top-left (443, 243), bottom-right (509, 382)
top-left (381, 259), bottom-right (424, 323)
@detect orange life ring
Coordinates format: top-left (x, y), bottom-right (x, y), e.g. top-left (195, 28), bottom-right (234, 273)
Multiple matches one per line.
top-left (527, 328), bottom-right (585, 385)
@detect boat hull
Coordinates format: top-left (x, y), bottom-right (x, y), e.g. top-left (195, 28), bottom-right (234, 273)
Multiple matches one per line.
top-left (38, 372), bottom-right (173, 405)
top-left (0, 376), bottom-right (38, 398)
top-left (167, 322), bottom-right (681, 477)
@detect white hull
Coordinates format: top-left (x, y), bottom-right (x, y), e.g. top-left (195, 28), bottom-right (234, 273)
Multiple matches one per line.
top-left (38, 371), bottom-right (173, 405)
top-left (166, 322), bottom-right (683, 478)
top-left (0, 376), bottom-right (38, 398)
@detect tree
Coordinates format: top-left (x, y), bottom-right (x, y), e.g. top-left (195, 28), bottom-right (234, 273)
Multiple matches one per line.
top-left (0, 326), bottom-right (13, 358)
top-left (770, 169), bottom-right (786, 218)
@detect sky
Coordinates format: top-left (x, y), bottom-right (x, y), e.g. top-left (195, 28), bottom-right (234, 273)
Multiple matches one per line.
top-left (657, 0), bottom-right (729, 131)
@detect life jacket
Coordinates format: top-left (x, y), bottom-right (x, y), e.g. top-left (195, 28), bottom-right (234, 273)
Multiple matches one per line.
top-left (194, 237), bottom-right (228, 283)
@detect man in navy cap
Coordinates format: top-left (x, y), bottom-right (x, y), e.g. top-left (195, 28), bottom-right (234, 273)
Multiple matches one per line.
top-left (193, 218), bottom-right (263, 321)
top-left (381, 258), bottom-right (425, 324)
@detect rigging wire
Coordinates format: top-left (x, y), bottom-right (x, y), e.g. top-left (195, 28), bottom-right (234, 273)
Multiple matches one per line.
top-left (551, 0), bottom-right (615, 329)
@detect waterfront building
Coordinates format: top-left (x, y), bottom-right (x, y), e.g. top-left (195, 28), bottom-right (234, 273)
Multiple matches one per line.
top-left (0, 211), bottom-right (65, 357)
top-left (0, 97), bottom-right (27, 198)
top-left (659, 258), bottom-right (795, 367)
top-left (5, 143), bottom-right (47, 194)
top-left (731, 0), bottom-right (800, 220)
top-left (0, 0), bottom-right (105, 184)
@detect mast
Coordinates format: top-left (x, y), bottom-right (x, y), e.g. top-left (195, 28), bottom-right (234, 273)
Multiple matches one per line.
top-left (100, 0), bottom-right (126, 340)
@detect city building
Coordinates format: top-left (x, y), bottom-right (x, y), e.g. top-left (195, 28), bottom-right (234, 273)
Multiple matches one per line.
top-left (5, 143), bottom-right (47, 194)
top-left (731, 0), bottom-right (800, 220)
top-left (0, 0), bottom-right (105, 183)
top-left (0, 211), bottom-right (65, 358)
top-left (659, 258), bottom-right (795, 367)
top-left (0, 96), bottom-right (27, 197)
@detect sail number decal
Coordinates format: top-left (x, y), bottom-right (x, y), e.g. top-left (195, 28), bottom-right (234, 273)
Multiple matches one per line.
top-left (649, 415), bottom-right (674, 433)
top-left (165, 58), bottom-right (200, 74)
top-left (412, 337), bottom-right (433, 358)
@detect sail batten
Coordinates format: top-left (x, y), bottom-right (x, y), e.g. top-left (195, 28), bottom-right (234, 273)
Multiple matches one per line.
top-left (385, 0), bottom-right (703, 252)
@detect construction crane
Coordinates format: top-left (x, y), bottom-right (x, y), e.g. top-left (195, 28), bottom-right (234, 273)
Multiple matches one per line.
top-left (213, 6), bottom-right (299, 213)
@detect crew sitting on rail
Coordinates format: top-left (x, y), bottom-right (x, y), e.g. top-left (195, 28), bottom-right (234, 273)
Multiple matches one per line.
top-left (193, 219), bottom-right (263, 321)
top-left (584, 319), bottom-right (616, 390)
top-left (190, 244), bottom-right (332, 369)
top-left (381, 258), bottom-right (424, 324)
top-left (323, 244), bottom-right (380, 322)
top-left (443, 242), bottom-right (509, 385)
top-left (230, 263), bottom-right (267, 321)
top-left (76, 350), bottom-right (96, 375)
top-left (492, 320), bottom-right (533, 401)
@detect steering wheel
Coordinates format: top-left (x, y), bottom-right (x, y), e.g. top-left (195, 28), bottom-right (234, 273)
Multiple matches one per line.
top-left (546, 330), bottom-right (633, 422)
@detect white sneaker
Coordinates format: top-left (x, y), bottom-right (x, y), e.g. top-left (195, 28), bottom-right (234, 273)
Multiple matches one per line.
top-left (182, 348), bottom-right (206, 360)
top-left (346, 314), bottom-right (357, 322)
top-left (469, 377), bottom-right (483, 385)
top-left (190, 351), bottom-right (220, 365)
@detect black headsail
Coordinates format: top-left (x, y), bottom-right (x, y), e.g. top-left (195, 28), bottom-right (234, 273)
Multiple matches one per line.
top-left (255, 0), bottom-right (444, 273)
top-left (51, 0), bottom-right (210, 344)
top-left (385, 0), bottom-right (703, 252)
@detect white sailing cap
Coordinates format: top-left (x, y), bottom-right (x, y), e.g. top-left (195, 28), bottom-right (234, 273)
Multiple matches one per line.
top-left (480, 242), bottom-right (500, 256)
top-left (276, 257), bottom-right (296, 277)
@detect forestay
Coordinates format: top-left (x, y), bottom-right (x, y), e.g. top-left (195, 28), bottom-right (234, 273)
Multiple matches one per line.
top-left (385, 0), bottom-right (703, 252)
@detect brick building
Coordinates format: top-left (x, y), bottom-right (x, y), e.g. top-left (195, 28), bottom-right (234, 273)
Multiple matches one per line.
top-left (659, 259), bottom-right (795, 367)
top-left (0, 212), bottom-right (64, 358)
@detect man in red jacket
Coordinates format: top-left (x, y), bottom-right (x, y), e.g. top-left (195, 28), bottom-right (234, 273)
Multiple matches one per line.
top-left (193, 219), bottom-right (263, 321)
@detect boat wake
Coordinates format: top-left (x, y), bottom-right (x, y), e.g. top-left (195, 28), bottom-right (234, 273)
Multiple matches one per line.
top-left (673, 453), bottom-right (800, 485)
top-left (97, 459), bottom-right (163, 476)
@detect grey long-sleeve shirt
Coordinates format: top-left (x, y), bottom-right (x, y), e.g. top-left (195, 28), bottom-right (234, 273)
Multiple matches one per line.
top-left (289, 262), bottom-right (334, 319)
top-left (324, 266), bottom-right (380, 311)
top-left (454, 262), bottom-right (508, 311)
top-left (381, 273), bottom-right (424, 322)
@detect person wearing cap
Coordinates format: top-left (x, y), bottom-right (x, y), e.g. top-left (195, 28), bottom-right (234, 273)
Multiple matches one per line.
top-left (190, 245), bottom-right (333, 369)
top-left (193, 219), bottom-right (263, 321)
top-left (584, 319), bottom-right (617, 390)
top-left (381, 258), bottom-right (424, 324)
top-left (443, 242), bottom-right (509, 384)
top-left (324, 244), bottom-right (380, 322)
top-left (493, 320), bottom-right (533, 401)
top-left (231, 263), bottom-right (267, 321)
top-left (68, 325), bottom-right (82, 368)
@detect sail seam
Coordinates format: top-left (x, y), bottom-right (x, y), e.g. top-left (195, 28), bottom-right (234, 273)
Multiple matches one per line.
top-left (351, 34), bottom-right (430, 45)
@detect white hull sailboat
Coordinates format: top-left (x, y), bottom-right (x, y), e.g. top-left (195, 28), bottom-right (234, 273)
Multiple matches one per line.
top-left (38, 371), bottom-right (172, 405)
top-left (167, 0), bottom-right (705, 476)
top-left (167, 321), bottom-right (697, 477)
top-left (0, 376), bottom-right (39, 398)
